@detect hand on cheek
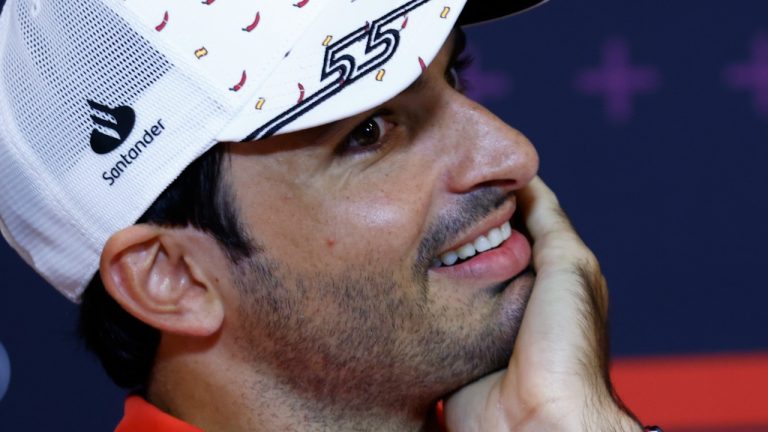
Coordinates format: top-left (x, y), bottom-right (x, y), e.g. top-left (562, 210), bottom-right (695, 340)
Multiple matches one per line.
top-left (444, 177), bottom-right (642, 432)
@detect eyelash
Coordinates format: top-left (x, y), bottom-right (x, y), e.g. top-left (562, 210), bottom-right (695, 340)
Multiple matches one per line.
top-left (334, 110), bottom-right (393, 157)
top-left (336, 54), bottom-right (475, 156)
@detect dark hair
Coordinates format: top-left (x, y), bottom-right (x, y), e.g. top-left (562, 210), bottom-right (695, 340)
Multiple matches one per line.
top-left (78, 144), bottom-right (253, 390)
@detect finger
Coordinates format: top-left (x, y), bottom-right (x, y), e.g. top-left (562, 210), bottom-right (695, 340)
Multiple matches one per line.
top-left (516, 176), bottom-right (590, 270)
top-left (443, 370), bottom-right (506, 432)
top-left (517, 176), bottom-right (607, 312)
top-left (516, 176), bottom-right (567, 237)
top-left (514, 177), bottom-right (605, 351)
top-left (501, 177), bottom-right (610, 414)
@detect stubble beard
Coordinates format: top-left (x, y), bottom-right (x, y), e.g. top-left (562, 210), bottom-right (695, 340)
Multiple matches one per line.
top-left (231, 188), bottom-right (532, 419)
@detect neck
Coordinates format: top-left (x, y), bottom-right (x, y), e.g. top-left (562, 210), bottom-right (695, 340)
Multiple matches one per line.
top-left (147, 336), bottom-right (442, 432)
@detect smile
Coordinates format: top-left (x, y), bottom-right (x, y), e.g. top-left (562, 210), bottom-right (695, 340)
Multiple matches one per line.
top-left (433, 221), bottom-right (512, 268)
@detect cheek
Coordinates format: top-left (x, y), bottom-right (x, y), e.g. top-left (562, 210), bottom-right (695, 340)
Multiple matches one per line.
top-left (323, 156), bottom-right (442, 259)
top-left (232, 147), bottom-right (440, 274)
top-left (259, 186), bottom-right (430, 274)
top-left (330, 194), bottom-right (422, 252)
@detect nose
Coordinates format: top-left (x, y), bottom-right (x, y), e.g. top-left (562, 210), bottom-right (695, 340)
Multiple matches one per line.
top-left (440, 93), bottom-right (539, 194)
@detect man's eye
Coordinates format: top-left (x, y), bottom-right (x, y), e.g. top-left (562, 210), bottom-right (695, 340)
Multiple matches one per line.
top-left (338, 115), bottom-right (390, 154)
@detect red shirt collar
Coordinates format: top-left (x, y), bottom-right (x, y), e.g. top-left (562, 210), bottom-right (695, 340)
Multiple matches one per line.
top-left (115, 395), bottom-right (203, 432)
top-left (116, 395), bottom-right (448, 431)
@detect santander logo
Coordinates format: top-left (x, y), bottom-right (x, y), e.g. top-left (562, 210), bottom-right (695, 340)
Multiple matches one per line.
top-left (87, 100), bottom-right (136, 155)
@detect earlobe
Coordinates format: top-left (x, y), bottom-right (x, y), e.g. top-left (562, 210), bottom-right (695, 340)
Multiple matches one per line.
top-left (100, 225), bottom-right (225, 337)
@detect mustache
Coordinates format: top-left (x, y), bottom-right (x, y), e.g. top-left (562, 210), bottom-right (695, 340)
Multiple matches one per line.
top-left (413, 188), bottom-right (513, 277)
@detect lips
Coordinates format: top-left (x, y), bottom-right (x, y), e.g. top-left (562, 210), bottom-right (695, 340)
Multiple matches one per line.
top-left (432, 227), bottom-right (531, 282)
top-left (429, 201), bottom-right (532, 283)
top-left (434, 220), bottom-right (513, 267)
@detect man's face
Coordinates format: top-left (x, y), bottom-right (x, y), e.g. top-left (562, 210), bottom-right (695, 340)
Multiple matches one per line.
top-left (221, 30), bottom-right (539, 410)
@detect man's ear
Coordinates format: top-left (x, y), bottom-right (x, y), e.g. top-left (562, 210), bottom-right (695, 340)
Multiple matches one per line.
top-left (100, 224), bottom-right (225, 337)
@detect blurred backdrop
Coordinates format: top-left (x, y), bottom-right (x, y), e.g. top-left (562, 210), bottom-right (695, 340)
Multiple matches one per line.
top-left (1, 0), bottom-right (766, 430)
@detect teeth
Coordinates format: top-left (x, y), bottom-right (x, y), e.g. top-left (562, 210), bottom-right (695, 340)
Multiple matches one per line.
top-left (500, 221), bottom-right (511, 239)
top-left (436, 220), bottom-right (514, 268)
top-left (457, 243), bottom-right (476, 260)
top-left (474, 235), bottom-right (492, 253)
top-left (440, 251), bottom-right (458, 266)
top-left (487, 228), bottom-right (503, 248)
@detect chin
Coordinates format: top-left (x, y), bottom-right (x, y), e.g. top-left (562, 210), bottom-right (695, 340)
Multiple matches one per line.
top-left (424, 269), bottom-right (536, 396)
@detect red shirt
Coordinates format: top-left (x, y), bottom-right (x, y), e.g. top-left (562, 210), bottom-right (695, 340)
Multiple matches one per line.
top-left (115, 395), bottom-right (203, 432)
top-left (116, 395), bottom-right (447, 431)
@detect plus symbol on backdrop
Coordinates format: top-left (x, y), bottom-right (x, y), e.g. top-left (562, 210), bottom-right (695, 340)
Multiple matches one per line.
top-left (0, 341), bottom-right (10, 402)
top-left (724, 32), bottom-right (768, 119)
top-left (575, 37), bottom-right (662, 124)
top-left (463, 46), bottom-right (513, 103)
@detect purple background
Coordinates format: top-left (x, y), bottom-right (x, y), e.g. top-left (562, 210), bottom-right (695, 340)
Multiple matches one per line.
top-left (2, 0), bottom-right (767, 429)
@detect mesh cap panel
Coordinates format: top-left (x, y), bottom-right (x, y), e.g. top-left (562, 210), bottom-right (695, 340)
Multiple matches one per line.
top-left (4, 0), bottom-right (171, 176)
top-left (0, 0), bottom-right (234, 300)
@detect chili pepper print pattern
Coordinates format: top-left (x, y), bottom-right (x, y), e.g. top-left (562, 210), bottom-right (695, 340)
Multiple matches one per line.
top-left (240, 0), bottom-right (456, 141)
top-left (230, 71), bottom-right (247, 92)
top-left (243, 12), bottom-right (260, 32)
top-left (155, 11), bottom-right (169, 32)
top-left (298, 83), bottom-right (306, 103)
top-left (140, 0), bottom-right (461, 122)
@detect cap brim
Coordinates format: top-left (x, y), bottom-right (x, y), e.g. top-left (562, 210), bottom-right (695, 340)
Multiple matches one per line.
top-left (216, 0), bottom-right (548, 143)
top-left (217, 0), bottom-right (466, 142)
top-left (460, 0), bottom-right (549, 25)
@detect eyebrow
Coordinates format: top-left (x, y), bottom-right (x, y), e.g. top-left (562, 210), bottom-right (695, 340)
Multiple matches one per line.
top-left (403, 26), bottom-right (466, 94)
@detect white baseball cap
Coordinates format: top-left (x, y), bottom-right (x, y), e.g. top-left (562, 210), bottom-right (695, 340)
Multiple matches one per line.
top-left (0, 0), bottom-right (547, 302)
